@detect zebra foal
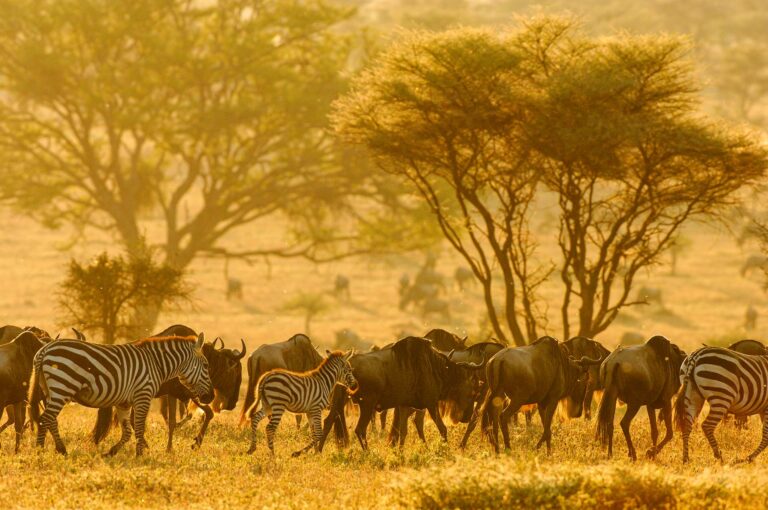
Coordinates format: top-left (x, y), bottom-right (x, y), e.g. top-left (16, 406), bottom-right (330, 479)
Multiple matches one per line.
top-left (246, 350), bottom-right (357, 456)
top-left (29, 333), bottom-right (214, 456)
top-left (675, 346), bottom-right (768, 463)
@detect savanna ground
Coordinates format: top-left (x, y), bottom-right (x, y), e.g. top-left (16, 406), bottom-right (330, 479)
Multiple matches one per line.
top-left (2, 207), bottom-right (768, 508)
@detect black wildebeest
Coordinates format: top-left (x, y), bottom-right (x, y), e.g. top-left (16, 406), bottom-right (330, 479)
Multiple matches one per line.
top-left (563, 336), bottom-right (611, 420)
top-left (0, 331), bottom-right (47, 452)
top-left (91, 324), bottom-right (245, 451)
top-left (317, 336), bottom-right (485, 452)
top-left (241, 333), bottom-right (323, 427)
top-left (480, 336), bottom-right (602, 454)
top-left (595, 335), bottom-right (686, 460)
top-left (0, 326), bottom-right (51, 438)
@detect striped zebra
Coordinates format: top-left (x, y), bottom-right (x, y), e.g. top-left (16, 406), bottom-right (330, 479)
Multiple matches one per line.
top-left (675, 346), bottom-right (768, 463)
top-left (29, 333), bottom-right (213, 456)
top-left (246, 350), bottom-right (357, 456)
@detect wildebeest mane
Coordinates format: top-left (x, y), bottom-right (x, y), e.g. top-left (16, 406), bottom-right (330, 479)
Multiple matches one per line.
top-left (392, 337), bottom-right (446, 382)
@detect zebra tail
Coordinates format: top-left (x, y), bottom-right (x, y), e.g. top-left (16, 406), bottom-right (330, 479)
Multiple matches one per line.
top-left (674, 358), bottom-right (697, 432)
top-left (239, 359), bottom-right (258, 426)
top-left (244, 377), bottom-right (267, 420)
top-left (595, 363), bottom-right (619, 447)
top-left (91, 407), bottom-right (116, 445)
top-left (27, 355), bottom-right (44, 427)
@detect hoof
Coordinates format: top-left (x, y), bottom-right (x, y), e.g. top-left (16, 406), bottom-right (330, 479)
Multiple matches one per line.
top-left (246, 446), bottom-right (256, 455)
top-left (645, 448), bottom-right (657, 459)
top-left (291, 451), bottom-right (302, 458)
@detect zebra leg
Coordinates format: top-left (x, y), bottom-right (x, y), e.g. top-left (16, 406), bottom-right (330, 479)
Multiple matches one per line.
top-left (738, 410), bottom-right (768, 463)
top-left (133, 398), bottom-right (152, 457)
top-left (192, 404), bottom-right (214, 450)
top-left (105, 406), bottom-right (133, 457)
top-left (620, 403), bottom-right (641, 461)
top-left (37, 396), bottom-right (69, 455)
top-left (265, 405), bottom-right (285, 455)
top-left (13, 402), bottom-right (25, 454)
top-left (701, 399), bottom-right (728, 462)
top-left (291, 407), bottom-right (323, 457)
top-left (247, 407), bottom-right (267, 454)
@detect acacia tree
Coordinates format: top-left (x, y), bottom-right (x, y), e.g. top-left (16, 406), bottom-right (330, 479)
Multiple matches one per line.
top-left (0, 0), bottom-right (427, 333)
top-left (334, 18), bottom-right (767, 345)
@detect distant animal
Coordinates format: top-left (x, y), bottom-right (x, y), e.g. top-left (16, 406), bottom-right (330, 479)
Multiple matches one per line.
top-left (226, 278), bottom-right (243, 300)
top-left (424, 328), bottom-right (467, 352)
top-left (399, 283), bottom-right (439, 311)
top-left (562, 336), bottom-right (611, 420)
top-left (422, 297), bottom-right (451, 321)
top-left (317, 336), bottom-right (485, 452)
top-left (741, 254), bottom-right (768, 277)
top-left (0, 331), bottom-right (47, 452)
top-left (29, 333), bottom-right (214, 456)
top-left (745, 305), bottom-right (758, 331)
top-left (91, 325), bottom-right (245, 451)
top-left (479, 337), bottom-right (601, 454)
top-left (334, 329), bottom-right (373, 351)
top-left (454, 267), bottom-right (474, 291)
top-left (414, 265), bottom-right (446, 290)
top-left (620, 331), bottom-right (645, 346)
top-left (240, 334), bottom-right (324, 428)
top-left (246, 351), bottom-right (357, 456)
top-left (676, 346), bottom-right (768, 463)
top-left (636, 286), bottom-right (663, 306)
top-left (334, 274), bottom-right (351, 300)
top-left (398, 273), bottom-right (410, 296)
top-left (596, 335), bottom-right (686, 460)
top-left (737, 221), bottom-right (763, 247)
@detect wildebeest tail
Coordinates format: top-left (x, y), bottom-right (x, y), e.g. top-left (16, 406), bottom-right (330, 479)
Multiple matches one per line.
top-left (240, 359), bottom-right (258, 426)
top-left (91, 407), bottom-right (117, 445)
top-left (595, 363), bottom-right (618, 447)
top-left (478, 359), bottom-right (501, 438)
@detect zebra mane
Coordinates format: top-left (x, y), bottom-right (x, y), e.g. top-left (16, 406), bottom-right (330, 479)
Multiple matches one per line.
top-left (132, 335), bottom-right (197, 347)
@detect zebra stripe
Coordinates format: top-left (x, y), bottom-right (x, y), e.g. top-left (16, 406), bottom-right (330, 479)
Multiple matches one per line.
top-left (30, 334), bottom-right (212, 456)
top-left (677, 347), bottom-right (768, 463)
top-left (247, 351), bottom-right (357, 456)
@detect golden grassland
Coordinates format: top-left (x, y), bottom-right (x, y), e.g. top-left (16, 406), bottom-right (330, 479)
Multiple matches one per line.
top-left (2, 207), bottom-right (768, 508)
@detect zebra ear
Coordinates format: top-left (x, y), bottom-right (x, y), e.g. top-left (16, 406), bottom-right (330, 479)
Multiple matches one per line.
top-left (345, 350), bottom-right (354, 361)
top-left (326, 349), bottom-right (332, 357)
top-left (195, 332), bottom-right (205, 352)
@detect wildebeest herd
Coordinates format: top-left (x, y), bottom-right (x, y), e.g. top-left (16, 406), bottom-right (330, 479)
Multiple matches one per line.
top-left (2, 323), bottom-right (768, 465)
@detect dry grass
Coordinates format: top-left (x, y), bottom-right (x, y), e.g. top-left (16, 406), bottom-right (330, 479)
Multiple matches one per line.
top-left (1, 207), bottom-right (768, 508)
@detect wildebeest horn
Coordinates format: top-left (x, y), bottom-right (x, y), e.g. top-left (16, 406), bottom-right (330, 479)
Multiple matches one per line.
top-left (54, 333), bottom-right (61, 340)
top-left (578, 355), bottom-right (603, 366)
top-left (447, 349), bottom-right (455, 359)
top-left (212, 337), bottom-right (224, 350)
top-left (235, 338), bottom-right (247, 360)
top-left (72, 328), bottom-right (85, 341)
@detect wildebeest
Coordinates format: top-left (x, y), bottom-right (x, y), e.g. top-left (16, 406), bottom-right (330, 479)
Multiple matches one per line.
top-left (0, 331), bottom-right (47, 451)
top-left (334, 274), bottom-right (351, 300)
top-left (226, 278), bottom-right (243, 300)
top-left (0, 326), bottom-right (51, 438)
top-left (563, 336), bottom-right (611, 420)
top-left (399, 283), bottom-right (440, 311)
top-left (745, 305), bottom-right (758, 331)
top-left (422, 298), bottom-right (451, 321)
top-left (480, 336), bottom-right (602, 454)
top-left (454, 267), bottom-right (474, 291)
top-left (317, 336), bottom-right (485, 451)
top-left (241, 333), bottom-right (323, 426)
top-left (91, 324), bottom-right (245, 451)
top-left (741, 254), bottom-right (768, 277)
top-left (595, 335), bottom-right (686, 460)
top-left (424, 328), bottom-right (467, 352)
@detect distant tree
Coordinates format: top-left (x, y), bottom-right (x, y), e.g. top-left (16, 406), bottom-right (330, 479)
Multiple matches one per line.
top-left (281, 292), bottom-right (332, 338)
top-left (334, 18), bottom-right (767, 345)
top-left (0, 0), bottom-right (428, 333)
top-left (59, 251), bottom-right (191, 344)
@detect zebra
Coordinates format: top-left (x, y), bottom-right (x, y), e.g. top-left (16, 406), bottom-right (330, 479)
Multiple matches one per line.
top-left (246, 350), bottom-right (357, 456)
top-left (28, 333), bottom-right (214, 456)
top-left (675, 346), bottom-right (768, 464)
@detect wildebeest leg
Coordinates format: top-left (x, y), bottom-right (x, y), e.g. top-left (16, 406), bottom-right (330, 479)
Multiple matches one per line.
top-left (500, 404), bottom-right (516, 450)
top-left (12, 402), bottom-right (25, 454)
top-left (355, 403), bottom-right (375, 450)
top-left (106, 406), bottom-right (133, 457)
top-left (0, 405), bottom-right (14, 434)
top-left (396, 408), bottom-right (409, 448)
top-left (379, 409), bottom-right (387, 435)
top-left (534, 403), bottom-right (558, 454)
top-left (165, 395), bottom-right (176, 452)
top-left (620, 403), bottom-right (641, 461)
top-left (459, 402), bottom-right (482, 449)
top-left (192, 404), bottom-right (214, 450)
top-left (647, 406), bottom-right (659, 452)
top-left (701, 400), bottom-right (728, 462)
top-left (736, 410), bottom-right (768, 464)
top-left (648, 402), bottom-right (674, 458)
top-left (414, 409), bottom-right (426, 443)
top-left (583, 389), bottom-right (594, 420)
top-left (427, 405), bottom-right (447, 442)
